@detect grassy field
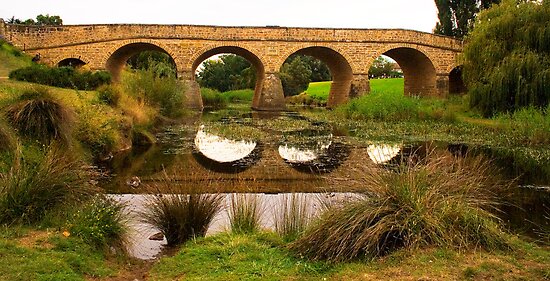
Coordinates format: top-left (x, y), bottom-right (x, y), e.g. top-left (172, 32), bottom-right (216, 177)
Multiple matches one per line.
top-left (304, 78), bottom-right (405, 100)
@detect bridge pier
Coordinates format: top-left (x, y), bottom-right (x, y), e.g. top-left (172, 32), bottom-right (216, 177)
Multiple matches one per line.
top-left (350, 74), bottom-right (370, 98)
top-left (252, 73), bottom-right (286, 111)
top-left (183, 79), bottom-right (204, 110)
top-left (436, 73), bottom-right (450, 98)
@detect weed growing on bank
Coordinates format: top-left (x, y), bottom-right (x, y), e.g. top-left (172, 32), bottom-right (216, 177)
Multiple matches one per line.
top-left (68, 195), bottom-right (128, 250)
top-left (0, 146), bottom-right (95, 225)
top-left (273, 193), bottom-right (312, 241)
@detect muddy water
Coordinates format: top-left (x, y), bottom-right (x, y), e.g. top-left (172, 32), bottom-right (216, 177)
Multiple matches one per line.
top-left (100, 109), bottom-right (549, 259)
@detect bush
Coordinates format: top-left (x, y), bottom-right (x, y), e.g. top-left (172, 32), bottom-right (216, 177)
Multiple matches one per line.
top-left (68, 196), bottom-right (128, 249)
top-left (273, 193), bottom-right (312, 241)
top-left (0, 147), bottom-right (95, 225)
top-left (290, 150), bottom-right (511, 262)
top-left (140, 172), bottom-right (224, 246)
top-left (227, 194), bottom-right (263, 234)
top-left (5, 87), bottom-right (74, 144)
top-left (121, 62), bottom-right (185, 117)
top-left (97, 84), bottom-right (122, 106)
top-left (201, 88), bottom-right (227, 109)
top-left (9, 64), bottom-right (111, 90)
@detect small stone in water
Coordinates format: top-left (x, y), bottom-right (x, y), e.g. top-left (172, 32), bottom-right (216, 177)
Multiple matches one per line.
top-left (149, 232), bottom-right (164, 241)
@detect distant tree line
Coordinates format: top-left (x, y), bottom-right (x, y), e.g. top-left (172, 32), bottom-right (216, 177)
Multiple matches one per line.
top-left (7, 14), bottom-right (63, 26)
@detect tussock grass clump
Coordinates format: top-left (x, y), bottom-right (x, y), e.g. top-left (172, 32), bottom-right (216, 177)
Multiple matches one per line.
top-left (290, 150), bottom-right (511, 262)
top-left (273, 193), bottom-right (312, 241)
top-left (228, 194), bottom-right (264, 234)
top-left (141, 173), bottom-right (224, 246)
top-left (0, 147), bottom-right (95, 225)
top-left (5, 87), bottom-right (74, 143)
top-left (0, 118), bottom-right (15, 152)
top-left (68, 195), bottom-right (128, 250)
top-left (96, 84), bottom-right (122, 107)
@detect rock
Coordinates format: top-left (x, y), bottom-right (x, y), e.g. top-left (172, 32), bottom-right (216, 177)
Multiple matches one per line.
top-left (149, 232), bottom-right (164, 241)
top-left (126, 176), bottom-right (141, 188)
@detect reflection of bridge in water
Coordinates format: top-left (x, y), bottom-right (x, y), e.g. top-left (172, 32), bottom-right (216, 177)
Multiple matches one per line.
top-left (104, 123), bottom-right (416, 194)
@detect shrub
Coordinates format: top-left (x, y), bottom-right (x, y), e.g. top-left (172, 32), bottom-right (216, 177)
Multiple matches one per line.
top-left (337, 90), bottom-right (419, 121)
top-left (97, 84), bottom-right (122, 106)
top-left (222, 89), bottom-right (254, 103)
top-left (290, 150), bottom-right (511, 262)
top-left (228, 194), bottom-right (263, 234)
top-left (68, 195), bottom-right (128, 249)
top-left (140, 172), bottom-right (224, 246)
top-left (121, 61), bottom-right (185, 117)
top-left (494, 105), bottom-right (550, 145)
top-left (9, 64), bottom-right (111, 90)
top-left (5, 87), bottom-right (74, 144)
top-left (201, 88), bottom-right (227, 109)
top-left (0, 147), bottom-right (95, 225)
top-left (273, 193), bottom-right (312, 241)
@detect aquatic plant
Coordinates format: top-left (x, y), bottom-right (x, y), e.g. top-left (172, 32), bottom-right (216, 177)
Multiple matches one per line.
top-left (273, 193), bottom-right (312, 241)
top-left (290, 149), bottom-right (511, 262)
top-left (5, 87), bottom-right (74, 144)
top-left (141, 172), bottom-right (224, 246)
top-left (227, 194), bottom-right (263, 234)
top-left (0, 146), bottom-right (95, 224)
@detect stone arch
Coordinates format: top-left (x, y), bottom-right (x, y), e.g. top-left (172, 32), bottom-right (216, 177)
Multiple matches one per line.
top-left (277, 45), bottom-right (354, 108)
top-left (105, 41), bottom-right (178, 81)
top-left (449, 65), bottom-right (466, 94)
top-left (57, 57), bottom-right (87, 68)
top-left (371, 44), bottom-right (438, 97)
top-left (189, 45), bottom-right (267, 108)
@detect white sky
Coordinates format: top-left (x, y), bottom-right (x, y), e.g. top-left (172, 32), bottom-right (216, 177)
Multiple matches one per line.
top-left (1, 0), bottom-right (439, 33)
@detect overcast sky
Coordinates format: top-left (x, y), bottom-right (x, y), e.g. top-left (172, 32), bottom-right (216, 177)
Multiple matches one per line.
top-left (1, 0), bottom-right (440, 33)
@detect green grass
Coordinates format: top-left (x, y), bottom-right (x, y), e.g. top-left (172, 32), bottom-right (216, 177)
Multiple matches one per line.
top-left (222, 89), bottom-right (254, 102)
top-left (304, 81), bottom-right (332, 100)
top-left (0, 40), bottom-right (32, 77)
top-left (149, 232), bottom-right (550, 281)
top-left (0, 228), bottom-right (119, 280)
top-left (304, 78), bottom-right (404, 101)
top-left (149, 232), bottom-right (332, 281)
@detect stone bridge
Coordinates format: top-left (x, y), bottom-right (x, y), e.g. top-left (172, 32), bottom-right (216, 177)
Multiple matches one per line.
top-left (0, 20), bottom-right (464, 110)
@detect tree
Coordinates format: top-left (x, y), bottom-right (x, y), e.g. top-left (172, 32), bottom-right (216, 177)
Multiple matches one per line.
top-left (280, 56), bottom-right (312, 97)
top-left (7, 14), bottom-right (63, 25)
top-left (369, 56), bottom-right (400, 78)
top-left (196, 55), bottom-right (255, 92)
top-left (127, 50), bottom-right (176, 77)
top-left (462, 0), bottom-right (550, 116)
top-left (434, 0), bottom-right (500, 38)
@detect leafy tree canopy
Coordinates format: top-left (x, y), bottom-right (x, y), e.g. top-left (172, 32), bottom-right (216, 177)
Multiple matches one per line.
top-left (462, 0), bottom-right (550, 116)
top-left (434, 0), bottom-right (500, 38)
top-left (196, 54), bottom-right (255, 92)
top-left (7, 14), bottom-right (63, 25)
top-left (368, 56), bottom-right (402, 78)
top-left (280, 56), bottom-right (313, 97)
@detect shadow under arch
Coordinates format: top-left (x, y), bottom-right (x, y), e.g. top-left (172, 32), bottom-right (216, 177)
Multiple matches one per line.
top-left (449, 65), bottom-right (467, 94)
top-left (57, 58), bottom-right (86, 68)
top-left (191, 46), bottom-right (266, 107)
top-left (106, 42), bottom-right (177, 81)
top-left (374, 47), bottom-right (437, 97)
top-left (281, 46), bottom-right (353, 108)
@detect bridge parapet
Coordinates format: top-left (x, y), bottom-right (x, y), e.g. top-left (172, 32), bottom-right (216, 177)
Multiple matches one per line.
top-left (3, 23), bottom-right (463, 52)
